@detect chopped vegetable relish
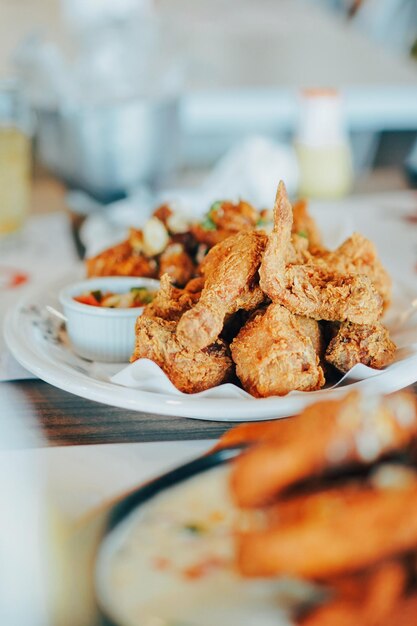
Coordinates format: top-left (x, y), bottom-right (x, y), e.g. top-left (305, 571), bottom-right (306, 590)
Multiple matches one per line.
top-left (74, 287), bottom-right (155, 308)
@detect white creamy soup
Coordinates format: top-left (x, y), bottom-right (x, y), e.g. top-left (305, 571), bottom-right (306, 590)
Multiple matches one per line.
top-left (96, 466), bottom-right (312, 626)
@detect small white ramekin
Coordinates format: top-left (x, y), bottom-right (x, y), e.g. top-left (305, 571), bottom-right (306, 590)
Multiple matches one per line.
top-left (59, 276), bottom-right (160, 363)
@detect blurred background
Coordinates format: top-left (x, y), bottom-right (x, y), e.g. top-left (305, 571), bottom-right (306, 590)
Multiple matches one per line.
top-left (1, 0), bottom-right (417, 217)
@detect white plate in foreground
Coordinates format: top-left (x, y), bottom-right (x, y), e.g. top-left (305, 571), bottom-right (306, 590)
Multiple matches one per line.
top-left (4, 268), bottom-right (417, 422)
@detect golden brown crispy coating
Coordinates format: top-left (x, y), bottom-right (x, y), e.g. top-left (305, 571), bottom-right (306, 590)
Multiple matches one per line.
top-left (289, 232), bottom-right (313, 264)
top-left (237, 478), bottom-right (417, 580)
top-left (259, 182), bottom-right (383, 324)
top-left (189, 224), bottom-right (231, 248)
top-left (190, 200), bottom-right (259, 247)
top-left (298, 316), bottom-right (325, 359)
top-left (230, 392), bottom-right (417, 508)
top-left (158, 243), bottom-right (195, 287)
top-left (258, 180), bottom-right (292, 289)
top-left (292, 199), bottom-right (322, 250)
top-left (290, 202), bottom-right (391, 312)
top-left (211, 200), bottom-right (259, 231)
top-left (230, 304), bottom-right (325, 397)
top-left (381, 593), bottom-right (417, 625)
top-left (152, 203), bottom-right (173, 226)
top-left (184, 276), bottom-right (205, 293)
top-left (86, 237), bottom-right (158, 278)
top-left (143, 274), bottom-right (201, 322)
top-left (176, 231), bottom-right (267, 350)
top-left (282, 265), bottom-right (383, 323)
top-left (214, 421), bottom-right (290, 451)
top-left (325, 322), bottom-right (396, 373)
top-left (298, 560), bottom-right (407, 626)
top-left (131, 314), bottom-right (233, 394)
top-left (316, 232), bottom-right (392, 309)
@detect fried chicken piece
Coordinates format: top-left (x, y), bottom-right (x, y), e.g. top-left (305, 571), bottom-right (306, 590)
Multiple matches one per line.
top-left (230, 304), bottom-right (325, 397)
top-left (282, 266), bottom-right (383, 323)
top-left (152, 203), bottom-right (173, 226)
top-left (258, 181), bottom-right (292, 284)
top-left (176, 231), bottom-right (267, 350)
top-left (230, 392), bottom-right (417, 508)
top-left (184, 276), bottom-right (205, 293)
top-left (214, 420), bottom-right (292, 451)
top-left (189, 224), bottom-right (231, 248)
top-left (190, 200), bottom-right (259, 247)
top-left (237, 477), bottom-right (417, 579)
top-left (158, 243), bottom-right (195, 287)
top-left (381, 593), bottom-right (417, 625)
top-left (143, 274), bottom-right (202, 322)
top-left (298, 560), bottom-right (407, 626)
top-left (259, 182), bottom-right (383, 324)
top-left (316, 233), bottom-right (392, 309)
top-left (86, 236), bottom-right (158, 278)
top-left (211, 200), bottom-right (259, 231)
top-left (131, 315), bottom-right (233, 394)
top-left (297, 315), bottom-right (325, 358)
top-left (289, 232), bottom-right (312, 264)
top-left (290, 201), bottom-right (390, 310)
top-left (325, 322), bottom-right (396, 373)
top-left (292, 199), bottom-right (322, 250)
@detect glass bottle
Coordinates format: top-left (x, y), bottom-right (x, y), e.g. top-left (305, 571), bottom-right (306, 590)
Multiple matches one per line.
top-left (0, 79), bottom-right (32, 240)
top-left (295, 89), bottom-right (353, 199)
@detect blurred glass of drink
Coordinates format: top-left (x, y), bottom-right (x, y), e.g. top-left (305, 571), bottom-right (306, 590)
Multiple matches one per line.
top-left (0, 79), bottom-right (32, 241)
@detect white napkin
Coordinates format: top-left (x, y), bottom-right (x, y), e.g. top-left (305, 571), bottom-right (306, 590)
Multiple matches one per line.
top-left (110, 339), bottom-right (417, 400)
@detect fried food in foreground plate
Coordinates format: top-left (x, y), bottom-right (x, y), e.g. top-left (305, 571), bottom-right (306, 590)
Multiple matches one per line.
top-left (230, 392), bottom-right (417, 508)
top-left (176, 231), bottom-right (267, 350)
top-left (131, 314), bottom-right (233, 394)
top-left (380, 593), bottom-right (417, 625)
top-left (259, 182), bottom-right (383, 324)
top-left (214, 420), bottom-right (289, 450)
top-left (237, 476), bottom-right (417, 579)
top-left (302, 583), bottom-right (417, 626)
top-left (218, 393), bottom-right (417, 624)
top-left (230, 304), bottom-right (325, 397)
top-left (325, 321), bottom-right (397, 373)
top-left (297, 560), bottom-right (408, 626)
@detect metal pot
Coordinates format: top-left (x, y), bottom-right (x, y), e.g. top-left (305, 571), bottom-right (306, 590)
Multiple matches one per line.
top-left (34, 95), bottom-right (180, 202)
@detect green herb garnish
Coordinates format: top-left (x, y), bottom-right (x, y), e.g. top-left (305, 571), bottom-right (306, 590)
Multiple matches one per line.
top-left (297, 230), bottom-right (308, 239)
top-left (130, 287), bottom-right (154, 304)
top-left (200, 217), bottom-right (216, 231)
top-left (183, 523), bottom-right (205, 535)
top-left (208, 200), bottom-right (222, 217)
top-left (91, 290), bottom-right (103, 302)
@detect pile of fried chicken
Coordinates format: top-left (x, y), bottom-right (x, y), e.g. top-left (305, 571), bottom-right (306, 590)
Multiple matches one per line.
top-left (86, 199), bottom-right (268, 288)
top-left (217, 391), bottom-right (417, 625)
top-left (128, 181), bottom-right (396, 396)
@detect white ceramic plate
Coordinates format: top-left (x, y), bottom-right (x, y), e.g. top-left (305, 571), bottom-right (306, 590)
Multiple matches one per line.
top-left (4, 266), bottom-right (417, 422)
